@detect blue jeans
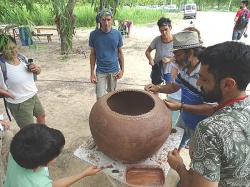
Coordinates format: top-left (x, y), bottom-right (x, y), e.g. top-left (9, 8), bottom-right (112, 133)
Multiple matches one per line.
top-left (176, 114), bottom-right (195, 156)
top-left (232, 28), bottom-right (245, 40)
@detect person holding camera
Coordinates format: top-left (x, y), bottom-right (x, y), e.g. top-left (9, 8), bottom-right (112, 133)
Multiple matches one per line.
top-left (0, 34), bottom-right (45, 129)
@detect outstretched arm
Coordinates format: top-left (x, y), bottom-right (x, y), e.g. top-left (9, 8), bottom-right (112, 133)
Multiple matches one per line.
top-left (52, 165), bottom-right (101, 187)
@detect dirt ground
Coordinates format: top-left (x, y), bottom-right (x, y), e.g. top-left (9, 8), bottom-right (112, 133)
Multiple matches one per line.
top-left (1, 11), bottom-right (250, 187)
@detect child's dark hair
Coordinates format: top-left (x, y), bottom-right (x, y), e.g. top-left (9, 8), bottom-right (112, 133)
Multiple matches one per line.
top-left (157, 17), bottom-right (171, 27)
top-left (10, 124), bottom-right (65, 169)
top-left (0, 34), bottom-right (16, 52)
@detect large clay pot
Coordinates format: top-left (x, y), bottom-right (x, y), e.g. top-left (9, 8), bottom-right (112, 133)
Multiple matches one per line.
top-left (89, 89), bottom-right (172, 163)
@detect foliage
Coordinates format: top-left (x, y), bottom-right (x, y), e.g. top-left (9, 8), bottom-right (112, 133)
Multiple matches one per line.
top-left (16, 4), bottom-right (182, 28)
top-left (0, 0), bottom-right (35, 25)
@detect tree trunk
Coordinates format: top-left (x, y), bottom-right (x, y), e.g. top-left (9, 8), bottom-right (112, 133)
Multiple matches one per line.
top-left (58, 0), bottom-right (77, 55)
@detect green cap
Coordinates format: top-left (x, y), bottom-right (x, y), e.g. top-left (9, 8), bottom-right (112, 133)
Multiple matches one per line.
top-left (99, 8), bottom-right (113, 18)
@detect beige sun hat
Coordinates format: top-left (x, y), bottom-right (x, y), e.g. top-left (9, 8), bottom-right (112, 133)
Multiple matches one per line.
top-left (169, 31), bottom-right (201, 52)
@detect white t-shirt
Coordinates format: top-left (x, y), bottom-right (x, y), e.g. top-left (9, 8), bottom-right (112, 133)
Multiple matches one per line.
top-left (0, 59), bottom-right (37, 104)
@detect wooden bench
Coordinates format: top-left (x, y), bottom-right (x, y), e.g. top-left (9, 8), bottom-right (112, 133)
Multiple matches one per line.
top-left (33, 33), bottom-right (53, 43)
top-left (35, 27), bottom-right (58, 34)
top-left (16, 32), bottom-right (53, 43)
top-left (35, 27), bottom-right (76, 36)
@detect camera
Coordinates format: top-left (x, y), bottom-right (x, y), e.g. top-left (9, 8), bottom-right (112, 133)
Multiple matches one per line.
top-left (27, 58), bottom-right (33, 69)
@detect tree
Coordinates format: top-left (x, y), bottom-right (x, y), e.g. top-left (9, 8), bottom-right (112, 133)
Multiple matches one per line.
top-left (51, 0), bottom-right (77, 55)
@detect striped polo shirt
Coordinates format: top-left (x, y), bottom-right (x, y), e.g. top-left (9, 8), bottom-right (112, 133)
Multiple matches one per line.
top-left (175, 63), bottom-right (208, 130)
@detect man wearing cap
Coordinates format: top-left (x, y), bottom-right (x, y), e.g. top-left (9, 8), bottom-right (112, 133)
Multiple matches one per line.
top-left (167, 41), bottom-right (250, 187)
top-left (145, 31), bottom-right (216, 157)
top-left (89, 8), bottom-right (124, 99)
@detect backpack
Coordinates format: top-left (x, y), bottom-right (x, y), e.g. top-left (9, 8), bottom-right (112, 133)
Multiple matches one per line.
top-left (0, 53), bottom-right (36, 121)
top-left (151, 60), bottom-right (164, 85)
top-left (235, 9), bottom-right (249, 30)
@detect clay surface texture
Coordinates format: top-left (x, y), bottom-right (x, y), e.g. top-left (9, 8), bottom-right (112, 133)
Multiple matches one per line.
top-left (89, 89), bottom-right (172, 162)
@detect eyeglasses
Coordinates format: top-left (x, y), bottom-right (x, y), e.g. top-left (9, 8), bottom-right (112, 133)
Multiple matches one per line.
top-left (174, 51), bottom-right (185, 58)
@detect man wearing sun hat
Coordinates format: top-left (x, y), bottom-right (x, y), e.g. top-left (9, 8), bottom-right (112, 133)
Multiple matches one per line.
top-left (89, 8), bottom-right (124, 99)
top-left (145, 31), bottom-right (216, 158)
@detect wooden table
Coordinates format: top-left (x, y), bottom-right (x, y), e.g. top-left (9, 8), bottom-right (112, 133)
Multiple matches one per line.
top-left (74, 127), bottom-right (184, 187)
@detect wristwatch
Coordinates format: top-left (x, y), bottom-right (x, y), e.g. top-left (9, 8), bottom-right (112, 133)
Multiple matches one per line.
top-left (180, 102), bottom-right (184, 112)
top-left (157, 85), bottom-right (162, 93)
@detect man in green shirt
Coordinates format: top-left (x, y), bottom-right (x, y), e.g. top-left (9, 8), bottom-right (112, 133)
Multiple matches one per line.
top-left (167, 41), bottom-right (250, 187)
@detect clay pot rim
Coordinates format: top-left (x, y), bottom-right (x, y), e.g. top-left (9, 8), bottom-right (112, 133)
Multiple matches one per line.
top-left (104, 89), bottom-right (160, 117)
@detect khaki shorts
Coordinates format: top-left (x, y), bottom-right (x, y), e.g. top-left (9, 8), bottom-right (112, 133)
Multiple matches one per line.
top-left (96, 72), bottom-right (117, 99)
top-left (7, 94), bottom-right (45, 129)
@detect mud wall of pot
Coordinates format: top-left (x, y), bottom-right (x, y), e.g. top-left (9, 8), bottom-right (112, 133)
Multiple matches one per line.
top-left (89, 89), bottom-right (172, 163)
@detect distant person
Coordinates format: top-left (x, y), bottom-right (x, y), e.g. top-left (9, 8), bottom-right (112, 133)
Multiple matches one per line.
top-left (0, 34), bottom-right (45, 129)
top-left (145, 17), bottom-right (175, 96)
top-left (119, 20), bottom-right (133, 38)
top-left (232, 0), bottom-right (250, 40)
top-left (89, 8), bottom-right (124, 99)
top-left (168, 41), bottom-right (250, 187)
top-left (95, 8), bottom-right (101, 29)
top-left (118, 21), bottom-right (127, 35)
top-left (4, 124), bottom-right (101, 187)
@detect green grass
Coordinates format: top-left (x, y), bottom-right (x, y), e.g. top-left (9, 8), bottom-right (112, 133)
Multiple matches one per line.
top-left (24, 4), bottom-right (183, 29)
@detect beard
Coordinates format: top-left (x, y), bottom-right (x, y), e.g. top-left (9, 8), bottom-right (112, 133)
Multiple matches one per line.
top-left (176, 54), bottom-right (191, 68)
top-left (200, 83), bottom-right (222, 103)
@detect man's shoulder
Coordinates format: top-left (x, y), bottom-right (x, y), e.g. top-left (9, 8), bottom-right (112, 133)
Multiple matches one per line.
top-left (90, 29), bottom-right (99, 34)
top-left (110, 28), bottom-right (121, 34)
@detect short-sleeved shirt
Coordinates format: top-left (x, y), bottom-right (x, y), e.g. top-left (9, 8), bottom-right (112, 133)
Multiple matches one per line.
top-left (234, 8), bottom-right (250, 30)
top-left (175, 63), bottom-right (208, 130)
top-left (4, 154), bottom-right (52, 187)
top-left (89, 28), bottom-right (123, 73)
top-left (150, 36), bottom-right (173, 81)
top-left (191, 96), bottom-right (250, 186)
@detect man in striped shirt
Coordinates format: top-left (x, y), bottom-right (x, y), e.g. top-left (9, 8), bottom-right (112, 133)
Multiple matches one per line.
top-left (145, 31), bottom-right (216, 157)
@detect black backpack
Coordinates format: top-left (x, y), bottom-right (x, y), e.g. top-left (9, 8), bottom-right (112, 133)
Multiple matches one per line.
top-left (151, 60), bottom-right (164, 85)
top-left (235, 9), bottom-right (249, 30)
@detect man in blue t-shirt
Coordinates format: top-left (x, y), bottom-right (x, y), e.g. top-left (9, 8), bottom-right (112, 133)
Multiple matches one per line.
top-left (89, 8), bottom-right (124, 99)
